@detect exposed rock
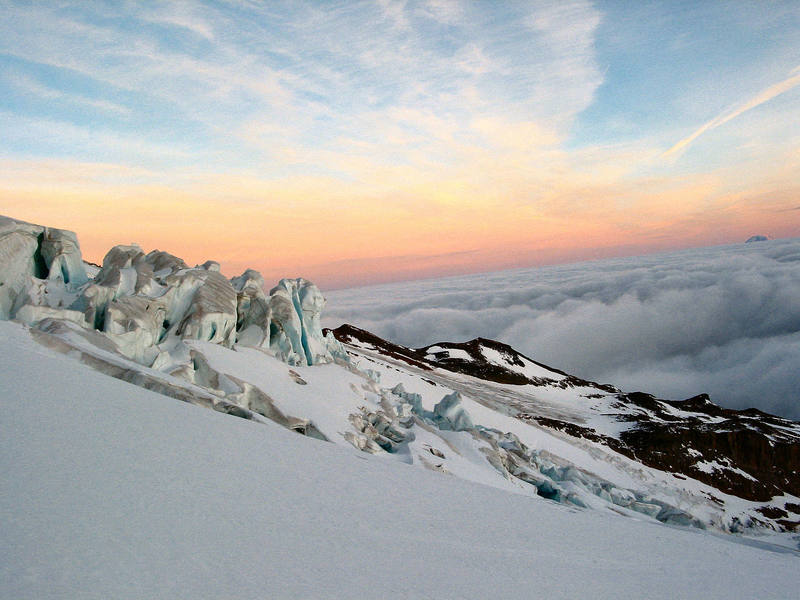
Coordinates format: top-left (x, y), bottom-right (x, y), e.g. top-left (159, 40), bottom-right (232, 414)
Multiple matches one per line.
top-left (619, 407), bottom-right (800, 502)
top-left (288, 370), bottom-right (308, 385)
top-left (329, 323), bottom-right (615, 391)
top-left (334, 322), bottom-right (800, 527)
top-left (425, 445), bottom-right (446, 459)
top-left (328, 324), bottom-right (432, 370)
top-left (5, 214), bottom-right (799, 539)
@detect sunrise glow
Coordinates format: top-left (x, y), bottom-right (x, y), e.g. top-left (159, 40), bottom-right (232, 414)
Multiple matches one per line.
top-left (1, 1), bottom-right (798, 289)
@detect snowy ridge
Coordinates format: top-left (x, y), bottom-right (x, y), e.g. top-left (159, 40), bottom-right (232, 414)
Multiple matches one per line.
top-left (329, 324), bottom-right (800, 536)
top-left (2, 213), bottom-right (800, 582)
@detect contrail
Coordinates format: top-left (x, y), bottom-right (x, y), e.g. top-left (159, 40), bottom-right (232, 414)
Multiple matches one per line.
top-left (664, 67), bottom-right (800, 158)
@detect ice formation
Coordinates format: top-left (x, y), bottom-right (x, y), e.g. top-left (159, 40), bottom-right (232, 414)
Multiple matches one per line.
top-left (342, 380), bottom-right (703, 526)
top-left (0, 215), bottom-right (88, 320)
top-left (431, 391), bottom-right (475, 431)
top-left (6, 323), bottom-right (799, 600)
top-left (0, 215), bottom-right (344, 368)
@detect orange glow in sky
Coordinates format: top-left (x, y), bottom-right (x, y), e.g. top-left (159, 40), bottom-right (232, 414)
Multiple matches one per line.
top-left (1, 2), bottom-right (798, 289)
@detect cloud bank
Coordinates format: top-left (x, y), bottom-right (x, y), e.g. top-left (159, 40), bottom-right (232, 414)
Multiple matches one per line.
top-left (325, 238), bottom-right (800, 420)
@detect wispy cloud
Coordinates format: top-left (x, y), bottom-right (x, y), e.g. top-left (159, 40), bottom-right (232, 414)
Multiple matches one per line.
top-left (417, 0), bottom-right (463, 25)
top-left (4, 71), bottom-right (131, 115)
top-left (376, 0), bottom-right (410, 30)
top-left (0, 1), bottom-right (605, 171)
top-left (141, 3), bottom-right (216, 40)
top-left (665, 67), bottom-right (800, 158)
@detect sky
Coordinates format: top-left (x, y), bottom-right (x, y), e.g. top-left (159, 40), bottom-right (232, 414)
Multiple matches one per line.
top-left (325, 237), bottom-right (800, 420)
top-left (0, 0), bottom-right (799, 289)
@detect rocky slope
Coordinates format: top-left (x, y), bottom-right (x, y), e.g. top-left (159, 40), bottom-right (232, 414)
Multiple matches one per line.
top-left (332, 324), bottom-right (800, 523)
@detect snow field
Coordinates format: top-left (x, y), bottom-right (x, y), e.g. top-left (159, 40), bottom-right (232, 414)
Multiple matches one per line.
top-left (2, 320), bottom-right (799, 599)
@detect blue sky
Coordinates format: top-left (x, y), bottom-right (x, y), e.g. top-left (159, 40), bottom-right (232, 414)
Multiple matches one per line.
top-left (574, 2), bottom-right (799, 158)
top-left (1, 1), bottom-right (798, 287)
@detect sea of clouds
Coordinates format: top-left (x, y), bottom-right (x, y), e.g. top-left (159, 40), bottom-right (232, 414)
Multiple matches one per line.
top-left (324, 238), bottom-right (800, 420)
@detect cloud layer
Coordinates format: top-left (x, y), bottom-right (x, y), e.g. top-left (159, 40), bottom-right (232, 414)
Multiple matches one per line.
top-left (325, 238), bottom-right (800, 420)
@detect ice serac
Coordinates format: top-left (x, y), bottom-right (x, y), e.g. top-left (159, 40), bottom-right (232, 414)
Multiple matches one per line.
top-left (432, 391), bottom-right (475, 431)
top-left (40, 227), bottom-right (89, 287)
top-left (103, 296), bottom-right (166, 364)
top-left (70, 245), bottom-right (239, 360)
top-left (267, 278), bottom-right (347, 366)
top-left (165, 265), bottom-right (237, 348)
top-left (0, 215), bottom-right (88, 320)
top-left (1, 214), bottom-right (345, 369)
top-left (231, 269), bottom-right (271, 348)
top-left (69, 245), bottom-right (174, 362)
top-left (333, 323), bottom-right (800, 533)
top-left (4, 213), bottom-right (800, 548)
top-left (0, 217), bottom-right (41, 319)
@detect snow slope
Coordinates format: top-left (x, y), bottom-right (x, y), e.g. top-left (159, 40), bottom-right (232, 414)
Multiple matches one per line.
top-left (2, 319), bottom-right (799, 599)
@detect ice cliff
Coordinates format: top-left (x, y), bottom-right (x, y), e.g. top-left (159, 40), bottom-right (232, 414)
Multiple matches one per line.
top-left (0, 215), bottom-right (345, 367)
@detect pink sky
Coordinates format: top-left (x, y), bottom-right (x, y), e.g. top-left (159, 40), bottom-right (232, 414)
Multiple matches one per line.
top-left (3, 164), bottom-right (798, 289)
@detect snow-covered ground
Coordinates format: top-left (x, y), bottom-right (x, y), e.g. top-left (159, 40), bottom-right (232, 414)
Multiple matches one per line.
top-left (2, 319), bottom-right (799, 599)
